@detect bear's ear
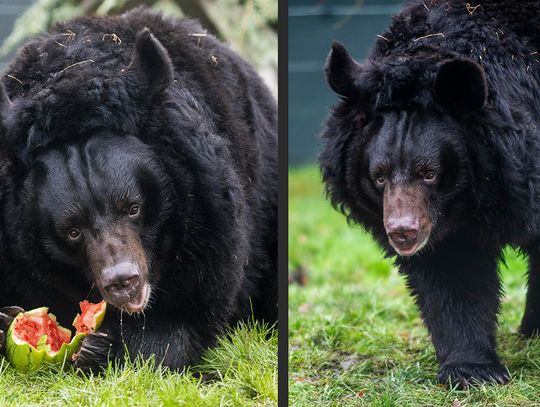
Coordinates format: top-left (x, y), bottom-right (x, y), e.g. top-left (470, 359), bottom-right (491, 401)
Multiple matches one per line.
top-left (434, 59), bottom-right (487, 111)
top-left (325, 41), bottom-right (364, 98)
top-left (128, 28), bottom-right (173, 95)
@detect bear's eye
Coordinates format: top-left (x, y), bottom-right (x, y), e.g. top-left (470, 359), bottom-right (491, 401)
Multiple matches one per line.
top-left (67, 228), bottom-right (81, 241)
top-left (128, 204), bottom-right (141, 218)
top-left (423, 171), bottom-right (437, 182)
top-left (375, 175), bottom-right (386, 186)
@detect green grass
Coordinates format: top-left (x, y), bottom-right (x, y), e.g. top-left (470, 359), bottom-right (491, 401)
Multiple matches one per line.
top-left (0, 320), bottom-right (277, 406)
top-left (289, 166), bottom-right (540, 406)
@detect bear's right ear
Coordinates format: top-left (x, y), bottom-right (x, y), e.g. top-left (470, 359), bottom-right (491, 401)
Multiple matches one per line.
top-left (434, 59), bottom-right (488, 111)
top-left (128, 28), bottom-right (174, 95)
top-left (325, 41), bottom-right (364, 98)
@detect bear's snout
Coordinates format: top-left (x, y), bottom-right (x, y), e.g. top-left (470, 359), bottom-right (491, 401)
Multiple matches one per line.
top-left (101, 262), bottom-right (141, 298)
top-left (386, 218), bottom-right (419, 246)
top-left (85, 223), bottom-right (150, 313)
top-left (383, 184), bottom-right (432, 256)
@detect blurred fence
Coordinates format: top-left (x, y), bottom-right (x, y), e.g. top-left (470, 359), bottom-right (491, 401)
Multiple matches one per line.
top-left (288, 0), bottom-right (404, 166)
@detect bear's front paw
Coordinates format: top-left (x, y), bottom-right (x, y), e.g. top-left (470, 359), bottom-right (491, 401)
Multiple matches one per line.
top-left (438, 362), bottom-right (510, 389)
top-left (73, 331), bottom-right (116, 374)
top-left (0, 306), bottom-right (24, 353)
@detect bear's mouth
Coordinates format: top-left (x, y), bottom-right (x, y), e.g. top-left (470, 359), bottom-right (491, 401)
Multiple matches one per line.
top-left (391, 237), bottom-right (429, 257)
top-left (123, 282), bottom-right (150, 314)
top-left (101, 282), bottom-right (151, 315)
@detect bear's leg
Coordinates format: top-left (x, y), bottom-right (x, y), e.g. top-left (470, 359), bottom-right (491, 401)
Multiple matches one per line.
top-left (520, 247), bottom-right (540, 336)
top-left (118, 317), bottom-right (214, 370)
top-left (73, 312), bottom-right (218, 373)
top-left (399, 239), bottom-right (509, 388)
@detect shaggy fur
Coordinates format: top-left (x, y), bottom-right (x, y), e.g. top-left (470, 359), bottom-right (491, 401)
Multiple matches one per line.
top-left (0, 7), bottom-right (276, 372)
top-left (321, 0), bottom-right (540, 387)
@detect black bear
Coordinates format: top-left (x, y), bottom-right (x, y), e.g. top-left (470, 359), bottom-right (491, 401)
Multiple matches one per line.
top-left (0, 7), bottom-right (277, 372)
top-left (321, 0), bottom-right (540, 388)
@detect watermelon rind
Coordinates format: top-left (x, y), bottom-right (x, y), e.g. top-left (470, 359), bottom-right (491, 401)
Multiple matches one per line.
top-left (5, 304), bottom-right (105, 372)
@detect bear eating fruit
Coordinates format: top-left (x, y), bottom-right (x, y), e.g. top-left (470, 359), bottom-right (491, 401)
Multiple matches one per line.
top-left (0, 7), bottom-right (277, 373)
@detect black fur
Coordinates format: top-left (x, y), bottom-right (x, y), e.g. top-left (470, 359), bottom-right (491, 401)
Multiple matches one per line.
top-left (0, 7), bottom-right (276, 372)
top-left (321, 0), bottom-right (540, 387)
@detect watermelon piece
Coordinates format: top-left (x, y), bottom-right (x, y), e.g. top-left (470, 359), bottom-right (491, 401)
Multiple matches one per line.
top-left (5, 301), bottom-right (106, 372)
top-left (73, 300), bottom-right (107, 334)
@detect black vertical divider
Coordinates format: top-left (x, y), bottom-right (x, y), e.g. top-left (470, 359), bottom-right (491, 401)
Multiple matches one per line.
top-left (277, 0), bottom-right (289, 405)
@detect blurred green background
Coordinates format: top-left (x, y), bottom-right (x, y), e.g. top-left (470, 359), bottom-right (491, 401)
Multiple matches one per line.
top-left (0, 0), bottom-right (277, 97)
top-left (288, 0), bottom-right (404, 165)
top-left (0, 0), bottom-right (33, 69)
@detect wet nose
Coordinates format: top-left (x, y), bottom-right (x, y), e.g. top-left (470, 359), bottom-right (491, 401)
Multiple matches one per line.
top-left (102, 262), bottom-right (140, 295)
top-left (386, 217), bottom-right (419, 245)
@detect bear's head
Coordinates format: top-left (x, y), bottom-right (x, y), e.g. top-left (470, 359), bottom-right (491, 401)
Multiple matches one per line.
top-left (0, 30), bottom-right (178, 313)
top-left (322, 42), bottom-right (488, 256)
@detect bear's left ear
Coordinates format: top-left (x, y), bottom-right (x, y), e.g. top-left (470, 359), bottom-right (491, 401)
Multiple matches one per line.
top-left (434, 59), bottom-right (488, 111)
top-left (325, 41), bottom-right (364, 98)
top-left (128, 28), bottom-right (173, 95)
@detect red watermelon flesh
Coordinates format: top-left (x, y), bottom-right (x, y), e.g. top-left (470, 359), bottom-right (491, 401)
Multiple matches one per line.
top-left (73, 300), bottom-right (106, 334)
top-left (12, 314), bottom-right (71, 352)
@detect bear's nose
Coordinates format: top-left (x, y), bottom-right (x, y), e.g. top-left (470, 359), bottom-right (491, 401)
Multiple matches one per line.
top-left (387, 228), bottom-right (418, 244)
top-left (385, 217), bottom-right (419, 246)
top-left (102, 262), bottom-right (140, 295)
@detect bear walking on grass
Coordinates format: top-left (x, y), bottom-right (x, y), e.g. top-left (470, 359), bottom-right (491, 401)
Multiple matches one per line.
top-left (322, 0), bottom-right (540, 387)
top-left (0, 7), bottom-right (277, 372)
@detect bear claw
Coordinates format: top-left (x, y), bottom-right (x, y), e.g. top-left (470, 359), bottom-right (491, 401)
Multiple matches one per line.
top-left (437, 362), bottom-right (511, 389)
top-left (73, 331), bottom-right (115, 374)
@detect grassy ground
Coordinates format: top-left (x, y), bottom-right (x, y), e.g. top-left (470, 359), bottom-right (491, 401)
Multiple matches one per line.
top-left (0, 320), bottom-right (277, 406)
top-left (289, 166), bottom-right (540, 406)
